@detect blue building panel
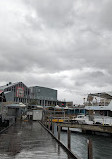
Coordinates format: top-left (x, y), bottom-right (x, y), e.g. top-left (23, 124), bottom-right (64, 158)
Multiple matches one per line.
top-left (30, 86), bottom-right (57, 101)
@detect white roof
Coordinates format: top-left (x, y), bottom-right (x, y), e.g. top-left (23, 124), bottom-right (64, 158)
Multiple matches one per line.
top-left (85, 106), bottom-right (111, 111)
top-left (6, 103), bottom-right (26, 108)
top-left (88, 91), bottom-right (112, 99)
top-left (64, 106), bottom-right (69, 109)
top-left (19, 103), bottom-right (26, 107)
top-left (85, 100), bottom-right (112, 111)
top-left (54, 105), bottom-right (62, 109)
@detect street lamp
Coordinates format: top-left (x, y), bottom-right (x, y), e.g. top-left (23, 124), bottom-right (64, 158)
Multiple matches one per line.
top-left (83, 98), bottom-right (86, 106)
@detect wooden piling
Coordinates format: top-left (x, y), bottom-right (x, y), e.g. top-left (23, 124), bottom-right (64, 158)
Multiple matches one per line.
top-left (49, 120), bottom-right (51, 130)
top-left (58, 126), bottom-right (60, 141)
top-left (54, 123), bottom-right (58, 137)
top-left (45, 120), bottom-right (47, 127)
top-left (87, 139), bottom-right (93, 159)
top-left (52, 122), bottom-right (54, 134)
top-left (51, 119), bottom-right (52, 131)
top-left (67, 127), bottom-right (71, 150)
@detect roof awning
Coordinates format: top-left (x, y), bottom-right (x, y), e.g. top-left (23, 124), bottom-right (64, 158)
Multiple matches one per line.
top-left (6, 103), bottom-right (26, 108)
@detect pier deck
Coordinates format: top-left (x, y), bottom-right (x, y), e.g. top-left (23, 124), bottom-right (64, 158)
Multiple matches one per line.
top-left (0, 121), bottom-right (74, 159)
top-left (58, 123), bottom-right (112, 134)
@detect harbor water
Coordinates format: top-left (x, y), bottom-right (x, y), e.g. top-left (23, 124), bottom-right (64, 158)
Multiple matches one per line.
top-left (60, 128), bottom-right (112, 159)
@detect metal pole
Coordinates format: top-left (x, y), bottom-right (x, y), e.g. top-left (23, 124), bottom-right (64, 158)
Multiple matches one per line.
top-left (87, 139), bottom-right (93, 159)
top-left (67, 127), bottom-right (71, 150)
top-left (64, 111), bottom-right (65, 120)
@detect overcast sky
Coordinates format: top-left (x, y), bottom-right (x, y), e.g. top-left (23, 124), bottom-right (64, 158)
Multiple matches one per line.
top-left (0, 0), bottom-right (112, 104)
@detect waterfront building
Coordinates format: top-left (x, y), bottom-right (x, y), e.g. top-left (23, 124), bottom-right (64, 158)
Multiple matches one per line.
top-left (0, 82), bottom-right (58, 106)
top-left (29, 86), bottom-right (57, 106)
top-left (0, 82), bottom-right (30, 103)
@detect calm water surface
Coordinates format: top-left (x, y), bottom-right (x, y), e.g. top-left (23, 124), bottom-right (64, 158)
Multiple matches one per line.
top-left (60, 129), bottom-right (112, 159)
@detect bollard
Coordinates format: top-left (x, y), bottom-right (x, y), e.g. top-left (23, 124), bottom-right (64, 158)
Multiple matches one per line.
top-left (67, 127), bottom-right (71, 150)
top-left (58, 126), bottom-right (61, 141)
top-left (87, 139), bottom-right (93, 159)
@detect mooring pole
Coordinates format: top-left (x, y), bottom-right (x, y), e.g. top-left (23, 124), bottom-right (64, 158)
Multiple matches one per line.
top-left (58, 126), bottom-right (60, 141)
top-left (51, 119), bottom-right (52, 131)
top-left (52, 122), bottom-right (54, 134)
top-left (88, 139), bottom-right (93, 159)
top-left (46, 120), bottom-right (47, 127)
top-left (54, 123), bottom-right (58, 137)
top-left (67, 127), bottom-right (71, 150)
top-left (42, 110), bottom-right (45, 124)
top-left (49, 120), bottom-right (51, 130)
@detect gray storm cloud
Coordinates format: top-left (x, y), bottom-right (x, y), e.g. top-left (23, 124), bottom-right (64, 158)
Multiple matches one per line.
top-left (0, 0), bottom-right (112, 103)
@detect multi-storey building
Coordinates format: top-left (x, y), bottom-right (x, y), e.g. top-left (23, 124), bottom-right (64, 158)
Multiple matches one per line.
top-left (0, 82), bottom-right (58, 106)
top-left (0, 82), bottom-right (30, 103)
top-left (29, 86), bottom-right (57, 106)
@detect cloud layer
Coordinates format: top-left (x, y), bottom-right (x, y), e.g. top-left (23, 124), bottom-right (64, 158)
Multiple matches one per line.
top-left (0, 0), bottom-right (112, 103)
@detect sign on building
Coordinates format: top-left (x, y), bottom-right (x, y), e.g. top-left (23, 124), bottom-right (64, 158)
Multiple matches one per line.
top-left (16, 87), bottom-right (24, 97)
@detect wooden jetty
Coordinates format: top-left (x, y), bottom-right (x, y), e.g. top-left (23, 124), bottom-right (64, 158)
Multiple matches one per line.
top-left (42, 120), bottom-right (94, 159)
top-left (57, 123), bottom-right (112, 134)
top-left (0, 121), bottom-right (81, 159)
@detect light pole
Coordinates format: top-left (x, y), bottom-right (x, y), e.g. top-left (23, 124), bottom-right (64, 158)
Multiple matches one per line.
top-left (98, 93), bottom-right (101, 106)
top-left (83, 98), bottom-right (86, 106)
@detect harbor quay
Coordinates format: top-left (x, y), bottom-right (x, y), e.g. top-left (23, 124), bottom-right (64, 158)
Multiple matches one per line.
top-left (1, 82), bottom-right (112, 158)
